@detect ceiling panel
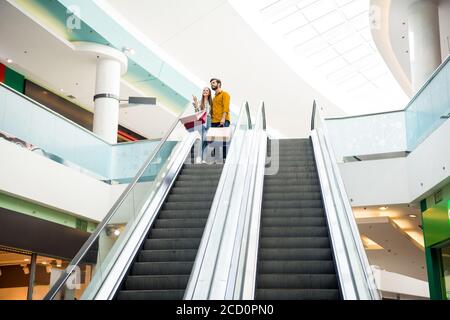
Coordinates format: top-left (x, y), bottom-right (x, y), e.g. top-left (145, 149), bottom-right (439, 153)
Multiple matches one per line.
top-left (231, 0), bottom-right (409, 114)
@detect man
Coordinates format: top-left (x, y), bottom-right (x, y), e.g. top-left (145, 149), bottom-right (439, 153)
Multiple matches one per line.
top-left (210, 78), bottom-right (231, 160)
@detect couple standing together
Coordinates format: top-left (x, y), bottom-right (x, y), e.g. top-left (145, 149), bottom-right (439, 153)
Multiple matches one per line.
top-left (191, 78), bottom-right (231, 163)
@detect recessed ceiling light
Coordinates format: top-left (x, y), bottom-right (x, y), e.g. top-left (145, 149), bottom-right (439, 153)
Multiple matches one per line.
top-left (409, 214), bottom-right (417, 218)
top-left (6, 59), bottom-right (13, 64)
top-left (114, 229), bottom-right (121, 236)
top-left (60, 89), bottom-right (64, 92)
top-left (379, 206), bottom-right (388, 211)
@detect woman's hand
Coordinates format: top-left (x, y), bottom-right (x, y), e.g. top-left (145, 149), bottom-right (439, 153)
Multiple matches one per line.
top-left (192, 95), bottom-right (199, 112)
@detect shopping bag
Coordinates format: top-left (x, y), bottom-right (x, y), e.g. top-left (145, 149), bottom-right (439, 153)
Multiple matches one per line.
top-left (180, 111), bottom-right (207, 130)
top-left (206, 127), bottom-right (232, 142)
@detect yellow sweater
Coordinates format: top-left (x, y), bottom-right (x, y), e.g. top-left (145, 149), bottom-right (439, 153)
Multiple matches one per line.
top-left (211, 91), bottom-right (231, 123)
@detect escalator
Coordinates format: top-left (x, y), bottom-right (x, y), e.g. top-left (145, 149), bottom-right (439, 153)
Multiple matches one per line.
top-left (116, 164), bottom-right (223, 300)
top-left (255, 138), bottom-right (341, 300)
top-left (44, 102), bottom-right (252, 301)
top-left (192, 101), bottom-right (380, 300)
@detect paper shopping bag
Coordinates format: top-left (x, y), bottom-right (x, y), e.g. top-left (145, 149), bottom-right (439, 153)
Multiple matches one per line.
top-left (206, 127), bottom-right (232, 142)
top-left (180, 111), bottom-right (207, 130)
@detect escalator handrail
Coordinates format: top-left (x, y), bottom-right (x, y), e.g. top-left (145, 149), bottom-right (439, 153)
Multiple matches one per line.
top-left (227, 101), bottom-right (267, 299)
top-left (310, 102), bottom-right (381, 299)
top-left (44, 114), bottom-right (184, 300)
top-left (184, 100), bottom-right (252, 299)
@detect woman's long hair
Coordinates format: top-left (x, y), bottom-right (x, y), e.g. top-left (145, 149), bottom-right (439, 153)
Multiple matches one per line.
top-left (200, 87), bottom-right (213, 113)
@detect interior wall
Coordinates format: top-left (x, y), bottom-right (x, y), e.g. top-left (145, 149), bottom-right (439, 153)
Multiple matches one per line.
top-left (439, 0), bottom-right (450, 59)
top-left (0, 139), bottom-right (117, 222)
top-left (338, 118), bottom-right (450, 206)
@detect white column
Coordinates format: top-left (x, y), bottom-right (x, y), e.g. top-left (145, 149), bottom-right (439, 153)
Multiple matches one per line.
top-left (408, 0), bottom-right (442, 93)
top-left (93, 58), bottom-right (122, 144)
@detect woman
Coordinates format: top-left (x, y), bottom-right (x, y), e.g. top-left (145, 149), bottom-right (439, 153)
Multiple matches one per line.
top-left (192, 87), bottom-right (212, 130)
top-left (191, 87), bottom-right (212, 162)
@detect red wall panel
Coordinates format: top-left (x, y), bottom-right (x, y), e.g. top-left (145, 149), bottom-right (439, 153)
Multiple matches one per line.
top-left (0, 63), bottom-right (5, 83)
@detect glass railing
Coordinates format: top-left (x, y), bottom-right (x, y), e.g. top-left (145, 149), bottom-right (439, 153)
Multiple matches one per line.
top-left (43, 116), bottom-right (194, 300)
top-left (321, 55), bottom-right (450, 160)
top-left (0, 83), bottom-right (161, 182)
top-left (324, 110), bottom-right (407, 161)
top-left (405, 54), bottom-right (450, 150)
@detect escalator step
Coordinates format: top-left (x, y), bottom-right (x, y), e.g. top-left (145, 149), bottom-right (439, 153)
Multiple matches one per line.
top-left (258, 261), bottom-right (335, 274)
top-left (268, 155), bottom-right (315, 162)
top-left (149, 228), bottom-right (204, 239)
top-left (138, 249), bottom-right (198, 262)
top-left (124, 275), bottom-right (189, 290)
top-left (262, 185), bottom-right (321, 193)
top-left (131, 262), bottom-right (194, 276)
top-left (261, 226), bottom-right (328, 238)
top-left (181, 168), bottom-right (224, 175)
top-left (155, 219), bottom-right (208, 229)
top-left (163, 201), bottom-right (212, 210)
top-left (177, 174), bottom-right (221, 181)
top-left (166, 194), bottom-right (214, 202)
top-left (158, 210), bottom-right (210, 220)
top-left (170, 187), bottom-right (218, 195)
top-left (255, 289), bottom-right (340, 300)
top-left (263, 192), bottom-right (322, 201)
top-left (264, 178), bottom-right (320, 186)
top-left (262, 200), bottom-right (323, 209)
top-left (261, 217), bottom-right (326, 227)
top-left (264, 172), bottom-right (319, 180)
top-left (261, 208), bottom-right (324, 217)
top-left (259, 248), bottom-right (333, 261)
top-left (257, 274), bottom-right (338, 289)
top-left (174, 180), bottom-right (220, 188)
top-left (267, 160), bottom-right (317, 167)
top-left (260, 237), bottom-right (331, 249)
top-left (144, 238), bottom-right (202, 250)
top-left (183, 164), bottom-right (223, 170)
top-left (117, 290), bottom-right (185, 300)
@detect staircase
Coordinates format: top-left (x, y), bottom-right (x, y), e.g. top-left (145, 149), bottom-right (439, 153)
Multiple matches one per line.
top-left (255, 139), bottom-right (341, 300)
top-left (116, 163), bottom-right (223, 300)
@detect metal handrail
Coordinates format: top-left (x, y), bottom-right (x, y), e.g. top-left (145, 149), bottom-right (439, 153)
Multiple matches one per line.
top-left (235, 101), bottom-right (267, 299)
top-left (245, 102), bottom-right (252, 130)
top-left (310, 101), bottom-right (380, 299)
top-left (311, 100), bottom-right (317, 131)
top-left (262, 101), bottom-right (267, 130)
top-left (184, 100), bottom-right (252, 299)
top-left (44, 114), bottom-right (183, 300)
top-left (223, 101), bottom-right (267, 299)
top-left (322, 131), bottom-right (380, 299)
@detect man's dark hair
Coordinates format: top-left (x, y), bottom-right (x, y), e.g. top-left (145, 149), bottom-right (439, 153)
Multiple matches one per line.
top-left (210, 78), bottom-right (222, 87)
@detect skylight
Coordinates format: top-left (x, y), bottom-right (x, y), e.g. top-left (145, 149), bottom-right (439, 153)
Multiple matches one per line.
top-left (229, 0), bottom-right (409, 115)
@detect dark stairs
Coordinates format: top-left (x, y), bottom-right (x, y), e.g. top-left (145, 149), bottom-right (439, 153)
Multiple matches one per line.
top-left (116, 163), bottom-right (223, 300)
top-left (255, 139), bottom-right (341, 300)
